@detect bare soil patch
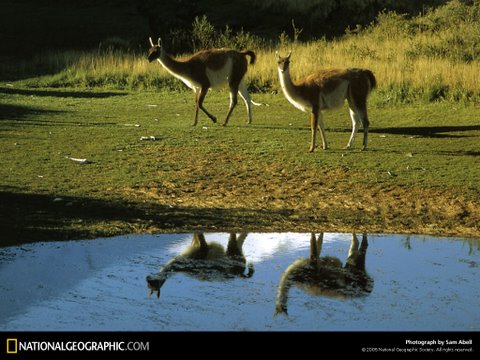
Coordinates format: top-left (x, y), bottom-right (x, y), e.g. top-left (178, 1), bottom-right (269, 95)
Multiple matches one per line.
top-left (124, 165), bottom-right (479, 238)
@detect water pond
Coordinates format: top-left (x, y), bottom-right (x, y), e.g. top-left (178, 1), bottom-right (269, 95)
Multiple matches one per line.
top-left (0, 232), bottom-right (478, 331)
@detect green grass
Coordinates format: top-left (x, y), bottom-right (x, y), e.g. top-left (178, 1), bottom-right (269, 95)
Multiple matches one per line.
top-left (1, 88), bottom-right (478, 192)
top-left (2, 1), bottom-right (479, 245)
top-left (1, 86), bottom-right (479, 244)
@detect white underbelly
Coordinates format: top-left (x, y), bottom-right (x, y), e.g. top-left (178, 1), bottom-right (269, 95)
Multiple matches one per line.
top-left (284, 92), bottom-right (310, 112)
top-left (159, 58), bottom-right (235, 90)
top-left (179, 77), bottom-right (198, 90)
top-left (206, 58), bottom-right (233, 89)
top-left (319, 81), bottom-right (348, 109)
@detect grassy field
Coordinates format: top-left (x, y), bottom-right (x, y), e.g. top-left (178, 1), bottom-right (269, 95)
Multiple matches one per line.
top-left (1, 86), bottom-right (479, 245)
top-left (1, 1), bottom-right (479, 245)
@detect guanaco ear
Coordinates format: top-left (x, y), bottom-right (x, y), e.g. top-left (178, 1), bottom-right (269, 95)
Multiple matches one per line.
top-left (149, 37), bottom-right (154, 47)
top-left (286, 51), bottom-right (292, 59)
top-left (157, 37), bottom-right (162, 46)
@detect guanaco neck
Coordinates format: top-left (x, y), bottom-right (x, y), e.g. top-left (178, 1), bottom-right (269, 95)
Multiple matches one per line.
top-left (276, 259), bottom-right (305, 314)
top-left (278, 66), bottom-right (308, 111)
top-left (275, 270), bottom-right (292, 314)
top-left (159, 255), bottom-right (185, 275)
top-left (278, 67), bottom-right (297, 96)
top-left (157, 50), bottom-right (192, 79)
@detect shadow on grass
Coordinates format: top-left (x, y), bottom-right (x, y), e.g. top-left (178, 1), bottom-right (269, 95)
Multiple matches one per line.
top-left (366, 147), bottom-right (480, 157)
top-left (0, 103), bottom-right (66, 122)
top-left (0, 189), bottom-right (293, 247)
top-left (0, 103), bottom-right (117, 129)
top-left (369, 125), bottom-right (480, 138)
top-left (254, 124), bottom-right (480, 139)
top-left (0, 87), bottom-right (127, 99)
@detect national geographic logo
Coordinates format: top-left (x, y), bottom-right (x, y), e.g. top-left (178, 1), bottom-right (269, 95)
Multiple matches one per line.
top-left (4, 338), bottom-right (149, 353)
top-left (6, 339), bottom-right (17, 354)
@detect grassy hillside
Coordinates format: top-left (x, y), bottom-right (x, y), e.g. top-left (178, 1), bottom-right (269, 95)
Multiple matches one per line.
top-left (1, 0), bottom-right (444, 61)
top-left (2, 1), bottom-right (480, 103)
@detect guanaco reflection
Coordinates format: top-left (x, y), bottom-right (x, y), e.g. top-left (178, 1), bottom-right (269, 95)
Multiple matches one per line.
top-left (146, 232), bottom-right (254, 298)
top-left (276, 233), bottom-right (373, 316)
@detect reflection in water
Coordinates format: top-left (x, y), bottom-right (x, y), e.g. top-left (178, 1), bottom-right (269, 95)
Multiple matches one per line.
top-left (146, 232), bottom-right (254, 298)
top-left (276, 233), bottom-right (373, 316)
top-left (0, 233), bottom-right (478, 331)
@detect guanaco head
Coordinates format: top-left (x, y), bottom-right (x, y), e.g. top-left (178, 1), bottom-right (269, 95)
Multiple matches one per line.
top-left (274, 303), bottom-right (289, 318)
top-left (146, 273), bottom-right (167, 298)
top-left (275, 51), bottom-right (292, 73)
top-left (147, 37), bottom-right (162, 63)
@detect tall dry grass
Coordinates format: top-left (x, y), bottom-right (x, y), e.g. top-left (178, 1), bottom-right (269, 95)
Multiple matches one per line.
top-left (249, 34), bottom-right (480, 102)
top-left (5, 1), bottom-right (480, 102)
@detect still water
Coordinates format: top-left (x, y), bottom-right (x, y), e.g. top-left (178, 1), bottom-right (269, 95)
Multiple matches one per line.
top-left (0, 233), bottom-right (478, 331)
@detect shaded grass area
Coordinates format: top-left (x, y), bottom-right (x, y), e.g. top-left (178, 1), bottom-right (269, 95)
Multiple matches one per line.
top-left (1, 87), bottom-right (479, 245)
top-left (0, 190), bottom-right (294, 247)
top-left (370, 125), bottom-right (480, 139)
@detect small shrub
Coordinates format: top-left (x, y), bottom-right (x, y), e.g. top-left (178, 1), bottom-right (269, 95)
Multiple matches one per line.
top-left (343, 43), bottom-right (379, 60)
top-left (247, 77), bottom-right (273, 93)
top-left (367, 11), bottom-right (412, 41)
top-left (377, 83), bottom-right (419, 104)
top-left (191, 15), bottom-right (265, 51)
top-left (427, 78), bottom-right (449, 102)
top-left (191, 15), bottom-right (216, 51)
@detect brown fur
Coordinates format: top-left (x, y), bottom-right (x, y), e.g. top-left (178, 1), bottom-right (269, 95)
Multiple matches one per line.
top-left (275, 233), bottom-right (373, 316)
top-left (301, 69), bottom-right (349, 93)
top-left (146, 233), bottom-right (254, 298)
top-left (148, 43), bottom-right (257, 126)
top-left (296, 68), bottom-right (375, 109)
top-left (276, 52), bottom-right (376, 152)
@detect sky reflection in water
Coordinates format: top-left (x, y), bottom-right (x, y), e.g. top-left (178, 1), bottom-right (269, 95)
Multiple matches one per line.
top-left (0, 233), bottom-right (478, 331)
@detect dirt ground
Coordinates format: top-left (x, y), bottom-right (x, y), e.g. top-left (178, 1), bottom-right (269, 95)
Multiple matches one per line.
top-left (2, 168), bottom-right (479, 247)
top-left (126, 167), bottom-right (479, 238)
